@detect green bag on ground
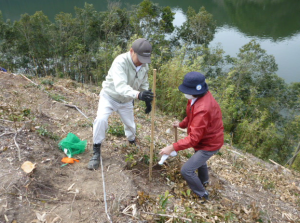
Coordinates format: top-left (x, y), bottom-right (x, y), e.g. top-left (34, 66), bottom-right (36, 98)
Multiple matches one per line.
top-left (58, 133), bottom-right (87, 157)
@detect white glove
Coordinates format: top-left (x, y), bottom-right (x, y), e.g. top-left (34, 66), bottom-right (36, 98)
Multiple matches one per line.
top-left (158, 151), bottom-right (177, 165)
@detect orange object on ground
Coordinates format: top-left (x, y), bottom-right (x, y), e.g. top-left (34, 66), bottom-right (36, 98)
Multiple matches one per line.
top-left (61, 157), bottom-right (79, 164)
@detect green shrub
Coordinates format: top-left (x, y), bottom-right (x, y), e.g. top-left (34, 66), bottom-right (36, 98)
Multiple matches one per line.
top-left (36, 126), bottom-right (60, 141)
top-left (107, 123), bottom-right (125, 137)
top-left (49, 93), bottom-right (65, 102)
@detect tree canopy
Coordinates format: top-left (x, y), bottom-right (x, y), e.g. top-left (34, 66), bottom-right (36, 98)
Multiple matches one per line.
top-left (0, 0), bottom-right (299, 169)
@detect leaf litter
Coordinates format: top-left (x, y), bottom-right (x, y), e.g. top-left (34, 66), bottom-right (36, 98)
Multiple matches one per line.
top-left (0, 71), bottom-right (299, 222)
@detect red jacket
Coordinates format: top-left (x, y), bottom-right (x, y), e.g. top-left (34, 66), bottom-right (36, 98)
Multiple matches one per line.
top-left (173, 91), bottom-right (224, 152)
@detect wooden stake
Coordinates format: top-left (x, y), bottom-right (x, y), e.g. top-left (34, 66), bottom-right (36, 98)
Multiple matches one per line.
top-left (175, 126), bottom-right (178, 142)
top-left (149, 69), bottom-right (157, 181)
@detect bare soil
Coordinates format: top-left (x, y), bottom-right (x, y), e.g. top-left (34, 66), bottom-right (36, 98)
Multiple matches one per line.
top-left (0, 71), bottom-right (300, 223)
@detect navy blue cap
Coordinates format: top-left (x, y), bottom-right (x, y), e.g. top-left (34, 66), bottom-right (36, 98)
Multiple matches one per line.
top-left (178, 72), bottom-right (208, 95)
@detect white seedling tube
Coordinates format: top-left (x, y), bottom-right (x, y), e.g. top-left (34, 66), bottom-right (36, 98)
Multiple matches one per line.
top-left (158, 151), bottom-right (177, 165)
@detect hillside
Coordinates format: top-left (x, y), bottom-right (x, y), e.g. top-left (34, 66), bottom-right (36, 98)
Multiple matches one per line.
top-left (0, 71), bottom-right (300, 223)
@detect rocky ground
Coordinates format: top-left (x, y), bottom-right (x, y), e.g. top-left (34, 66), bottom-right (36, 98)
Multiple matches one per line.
top-left (0, 71), bottom-right (300, 223)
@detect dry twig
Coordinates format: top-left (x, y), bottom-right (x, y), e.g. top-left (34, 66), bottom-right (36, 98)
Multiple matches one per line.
top-left (19, 73), bottom-right (38, 86)
top-left (269, 159), bottom-right (291, 172)
top-left (64, 104), bottom-right (90, 120)
top-left (0, 119), bottom-right (14, 123)
top-left (0, 132), bottom-right (15, 137)
top-left (13, 126), bottom-right (24, 161)
top-left (69, 193), bottom-right (77, 219)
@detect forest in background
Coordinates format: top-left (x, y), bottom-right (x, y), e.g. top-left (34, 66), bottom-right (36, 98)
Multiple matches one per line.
top-left (0, 0), bottom-right (299, 169)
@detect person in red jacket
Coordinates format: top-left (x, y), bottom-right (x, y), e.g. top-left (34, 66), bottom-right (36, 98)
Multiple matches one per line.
top-left (159, 71), bottom-right (224, 201)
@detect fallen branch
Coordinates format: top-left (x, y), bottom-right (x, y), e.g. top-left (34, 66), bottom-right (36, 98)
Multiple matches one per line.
top-left (226, 148), bottom-right (246, 158)
top-left (141, 211), bottom-right (192, 222)
top-left (0, 119), bottom-right (14, 123)
top-left (64, 104), bottom-right (89, 120)
top-left (14, 126), bottom-right (24, 161)
top-left (19, 73), bottom-right (38, 86)
top-left (0, 132), bottom-right (15, 137)
top-left (269, 159), bottom-right (291, 172)
top-left (69, 192), bottom-right (77, 219)
top-left (0, 120), bottom-right (34, 125)
top-left (6, 192), bottom-right (59, 202)
top-left (13, 133), bottom-right (21, 161)
top-left (122, 212), bottom-right (139, 219)
top-left (122, 204), bottom-right (138, 219)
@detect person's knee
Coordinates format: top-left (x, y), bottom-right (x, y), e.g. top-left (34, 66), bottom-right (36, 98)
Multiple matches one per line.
top-left (94, 116), bottom-right (108, 126)
top-left (181, 165), bottom-right (190, 179)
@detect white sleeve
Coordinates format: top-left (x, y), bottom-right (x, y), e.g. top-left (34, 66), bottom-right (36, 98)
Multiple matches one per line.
top-left (110, 59), bottom-right (139, 99)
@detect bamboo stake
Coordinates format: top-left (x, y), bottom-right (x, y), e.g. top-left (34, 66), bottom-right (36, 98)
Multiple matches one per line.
top-left (175, 126), bottom-right (178, 142)
top-left (149, 69), bottom-right (157, 181)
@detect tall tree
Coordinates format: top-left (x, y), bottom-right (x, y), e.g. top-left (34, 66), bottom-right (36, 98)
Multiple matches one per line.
top-left (178, 6), bottom-right (216, 47)
top-left (74, 3), bottom-right (101, 82)
top-left (99, 2), bottom-right (133, 75)
top-left (130, 0), bottom-right (175, 40)
top-left (130, 0), bottom-right (175, 69)
top-left (0, 11), bottom-right (5, 40)
top-left (14, 11), bottom-right (53, 76)
top-left (215, 40), bottom-right (299, 163)
top-left (52, 12), bottom-right (78, 77)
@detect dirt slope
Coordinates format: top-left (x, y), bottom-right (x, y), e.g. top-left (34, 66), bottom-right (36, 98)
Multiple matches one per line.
top-left (0, 71), bottom-right (300, 223)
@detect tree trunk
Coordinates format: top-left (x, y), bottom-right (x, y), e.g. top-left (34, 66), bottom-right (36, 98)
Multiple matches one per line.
top-left (288, 142), bottom-right (300, 167)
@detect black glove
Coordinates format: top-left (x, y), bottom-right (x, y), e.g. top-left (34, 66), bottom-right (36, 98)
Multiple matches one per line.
top-left (138, 90), bottom-right (154, 102)
top-left (145, 101), bottom-right (152, 114)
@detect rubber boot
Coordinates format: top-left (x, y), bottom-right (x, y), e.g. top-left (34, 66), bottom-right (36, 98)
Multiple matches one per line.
top-left (202, 180), bottom-right (209, 188)
top-left (128, 139), bottom-right (136, 146)
top-left (200, 190), bottom-right (209, 204)
top-left (87, 143), bottom-right (101, 170)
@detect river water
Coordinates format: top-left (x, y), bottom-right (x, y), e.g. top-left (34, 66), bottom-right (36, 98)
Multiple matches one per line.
top-left (1, 0), bottom-right (299, 83)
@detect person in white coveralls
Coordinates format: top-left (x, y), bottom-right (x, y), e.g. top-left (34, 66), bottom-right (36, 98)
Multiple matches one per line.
top-left (88, 38), bottom-right (154, 170)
